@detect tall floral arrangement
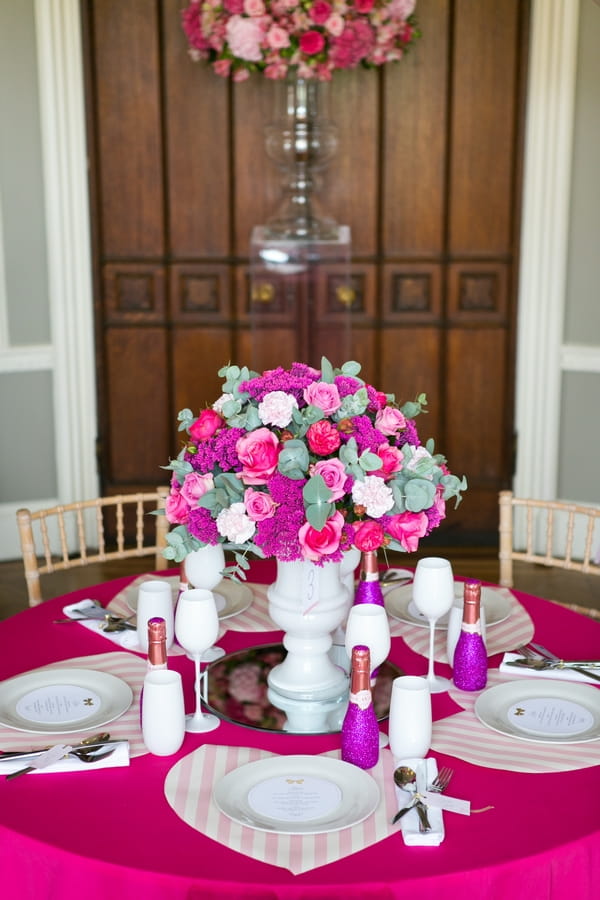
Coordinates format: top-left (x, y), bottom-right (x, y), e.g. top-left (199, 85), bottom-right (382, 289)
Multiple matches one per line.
top-left (162, 358), bottom-right (466, 578)
top-left (181, 0), bottom-right (420, 82)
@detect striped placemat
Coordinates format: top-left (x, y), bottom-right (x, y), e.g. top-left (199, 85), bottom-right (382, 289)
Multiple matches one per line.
top-left (389, 590), bottom-right (535, 663)
top-left (164, 744), bottom-right (402, 874)
top-left (431, 669), bottom-right (600, 772)
top-left (0, 652), bottom-right (148, 757)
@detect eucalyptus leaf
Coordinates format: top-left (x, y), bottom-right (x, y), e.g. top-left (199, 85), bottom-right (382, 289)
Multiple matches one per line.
top-left (303, 473), bottom-right (333, 505)
top-left (278, 439), bottom-right (309, 478)
top-left (306, 500), bottom-right (334, 531)
top-left (177, 408), bottom-right (196, 432)
top-left (214, 472), bottom-right (244, 500)
top-left (359, 450), bottom-right (383, 472)
top-left (340, 360), bottom-right (363, 378)
top-left (404, 479), bottom-right (436, 512)
top-left (320, 356), bottom-right (335, 383)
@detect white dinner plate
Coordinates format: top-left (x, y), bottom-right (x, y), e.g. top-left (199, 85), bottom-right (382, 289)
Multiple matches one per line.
top-left (385, 582), bottom-right (511, 629)
top-left (0, 668), bottom-right (133, 734)
top-left (126, 576), bottom-right (253, 621)
top-left (213, 754), bottom-right (380, 834)
top-left (475, 678), bottom-right (600, 744)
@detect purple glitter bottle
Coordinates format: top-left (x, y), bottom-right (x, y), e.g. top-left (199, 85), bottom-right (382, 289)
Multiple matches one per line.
top-left (452, 580), bottom-right (488, 691)
top-left (341, 645), bottom-right (379, 769)
top-left (353, 551), bottom-right (384, 606)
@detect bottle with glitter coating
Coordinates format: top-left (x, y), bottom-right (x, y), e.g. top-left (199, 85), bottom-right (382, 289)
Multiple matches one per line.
top-left (353, 551), bottom-right (384, 607)
top-left (147, 617), bottom-right (168, 671)
top-left (341, 645), bottom-right (379, 769)
top-left (452, 580), bottom-right (487, 690)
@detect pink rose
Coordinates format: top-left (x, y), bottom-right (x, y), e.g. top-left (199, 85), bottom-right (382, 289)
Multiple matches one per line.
top-left (236, 427), bottom-right (280, 484)
top-left (386, 511), bottom-right (428, 552)
top-left (355, 0), bottom-right (374, 11)
top-left (306, 420), bottom-right (341, 455)
top-left (299, 30), bottom-right (326, 56)
top-left (325, 13), bottom-right (344, 37)
top-left (180, 472), bottom-right (214, 506)
top-left (310, 1), bottom-right (331, 25)
top-left (303, 381), bottom-right (342, 415)
top-left (298, 510), bottom-right (345, 561)
top-left (244, 487), bottom-right (276, 521)
top-left (311, 458), bottom-right (347, 500)
top-left (189, 408), bottom-right (223, 442)
top-left (165, 489), bottom-right (190, 525)
top-left (228, 662), bottom-right (266, 703)
top-left (389, 0), bottom-right (416, 19)
top-left (376, 442), bottom-right (403, 480)
top-left (243, 0), bottom-right (265, 15)
top-left (267, 24), bottom-right (291, 50)
top-left (375, 406), bottom-right (406, 436)
top-left (225, 15), bottom-right (264, 62)
top-left (354, 519), bottom-right (386, 552)
top-left (224, 0), bottom-right (244, 12)
top-left (213, 58), bottom-right (233, 77)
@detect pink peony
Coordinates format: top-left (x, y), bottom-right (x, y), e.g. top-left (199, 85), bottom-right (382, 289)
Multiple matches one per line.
top-left (236, 427), bottom-right (280, 484)
top-left (299, 30), bottom-right (326, 56)
top-left (306, 420), bottom-right (341, 455)
top-left (225, 15), bottom-right (264, 61)
top-left (303, 381), bottom-right (342, 415)
top-left (244, 487), bottom-right (277, 521)
top-left (311, 458), bottom-right (347, 500)
top-left (298, 510), bottom-right (345, 561)
top-left (375, 406), bottom-right (406, 436)
top-left (386, 511), bottom-right (428, 552)
top-left (189, 408), bottom-right (223, 442)
top-left (267, 24), bottom-right (291, 50)
top-left (243, 0), bottom-right (265, 15)
top-left (324, 13), bottom-right (344, 37)
top-left (354, 519), bottom-right (386, 551)
top-left (180, 472), bottom-right (215, 506)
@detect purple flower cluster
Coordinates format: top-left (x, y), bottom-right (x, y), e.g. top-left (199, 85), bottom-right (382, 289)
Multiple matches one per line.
top-left (240, 364), bottom-right (320, 405)
top-left (396, 418), bottom-right (420, 448)
top-left (341, 415), bottom-right (387, 454)
top-left (187, 427), bottom-right (245, 473)
top-left (187, 506), bottom-right (219, 544)
top-left (255, 474), bottom-right (306, 560)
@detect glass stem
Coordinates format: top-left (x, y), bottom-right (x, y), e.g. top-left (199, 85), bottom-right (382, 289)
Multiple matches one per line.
top-left (427, 619), bottom-right (437, 682)
top-left (193, 655), bottom-right (203, 720)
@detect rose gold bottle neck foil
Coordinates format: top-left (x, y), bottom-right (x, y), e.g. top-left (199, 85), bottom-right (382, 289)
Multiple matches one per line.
top-left (462, 579), bottom-right (482, 625)
top-left (179, 562), bottom-right (189, 592)
top-left (147, 617), bottom-right (167, 667)
top-left (360, 550), bottom-right (379, 582)
top-left (349, 645), bottom-right (371, 693)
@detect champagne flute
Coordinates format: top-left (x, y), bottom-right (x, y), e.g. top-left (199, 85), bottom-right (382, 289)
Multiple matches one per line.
top-left (345, 604), bottom-right (391, 746)
top-left (174, 588), bottom-right (221, 733)
top-left (411, 557), bottom-right (455, 693)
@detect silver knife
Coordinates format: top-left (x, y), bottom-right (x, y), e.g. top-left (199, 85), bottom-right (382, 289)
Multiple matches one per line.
top-left (415, 761), bottom-right (431, 832)
top-left (506, 659), bottom-right (600, 682)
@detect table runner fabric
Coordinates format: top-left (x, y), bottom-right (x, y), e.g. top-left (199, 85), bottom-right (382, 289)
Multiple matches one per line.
top-left (164, 744), bottom-right (402, 875)
top-left (388, 588), bottom-right (535, 662)
top-left (0, 652), bottom-right (148, 757)
top-left (431, 669), bottom-right (600, 772)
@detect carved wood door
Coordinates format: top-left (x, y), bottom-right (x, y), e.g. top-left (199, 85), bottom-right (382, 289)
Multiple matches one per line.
top-left (81, 0), bottom-right (530, 542)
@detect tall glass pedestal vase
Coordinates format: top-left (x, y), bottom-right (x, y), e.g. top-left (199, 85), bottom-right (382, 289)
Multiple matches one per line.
top-left (264, 70), bottom-right (338, 241)
top-left (267, 559), bottom-right (349, 703)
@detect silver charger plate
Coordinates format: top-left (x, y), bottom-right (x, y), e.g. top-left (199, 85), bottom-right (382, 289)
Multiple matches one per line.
top-left (126, 576), bottom-right (253, 621)
top-left (474, 678), bottom-right (600, 744)
top-left (0, 668), bottom-right (133, 734)
top-left (213, 754), bottom-right (380, 834)
top-left (385, 581), bottom-right (511, 629)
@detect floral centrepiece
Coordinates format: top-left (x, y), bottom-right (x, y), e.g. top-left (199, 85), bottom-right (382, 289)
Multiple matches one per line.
top-left (162, 358), bottom-right (467, 577)
top-left (181, 0), bottom-right (421, 82)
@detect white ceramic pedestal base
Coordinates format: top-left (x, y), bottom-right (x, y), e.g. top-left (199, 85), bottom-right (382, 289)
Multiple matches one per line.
top-left (267, 559), bottom-right (350, 702)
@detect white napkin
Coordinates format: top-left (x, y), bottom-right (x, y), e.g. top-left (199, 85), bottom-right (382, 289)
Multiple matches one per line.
top-left (0, 740), bottom-right (130, 776)
top-left (500, 652), bottom-right (600, 685)
top-left (61, 600), bottom-right (140, 649)
top-left (393, 756), bottom-right (445, 846)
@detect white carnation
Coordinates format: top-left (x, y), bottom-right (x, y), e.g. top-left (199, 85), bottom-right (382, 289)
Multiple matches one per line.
top-left (258, 390), bottom-right (299, 428)
top-left (351, 475), bottom-right (394, 518)
top-left (216, 502), bottom-right (256, 544)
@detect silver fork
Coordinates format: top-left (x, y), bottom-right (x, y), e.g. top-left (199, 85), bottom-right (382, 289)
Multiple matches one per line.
top-left (430, 766), bottom-right (453, 793)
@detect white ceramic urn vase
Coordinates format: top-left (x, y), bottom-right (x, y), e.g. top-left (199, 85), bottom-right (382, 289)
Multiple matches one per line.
top-left (184, 544), bottom-right (225, 591)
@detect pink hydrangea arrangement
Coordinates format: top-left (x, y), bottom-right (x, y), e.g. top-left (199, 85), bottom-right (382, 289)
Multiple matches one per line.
top-left (162, 358), bottom-right (467, 576)
top-left (181, 0), bottom-right (420, 82)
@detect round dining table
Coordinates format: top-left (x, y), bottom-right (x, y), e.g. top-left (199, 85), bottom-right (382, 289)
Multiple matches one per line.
top-left (0, 560), bottom-right (599, 900)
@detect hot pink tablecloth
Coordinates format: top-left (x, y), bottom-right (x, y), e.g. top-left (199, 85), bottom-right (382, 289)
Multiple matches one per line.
top-left (0, 560), bottom-right (599, 900)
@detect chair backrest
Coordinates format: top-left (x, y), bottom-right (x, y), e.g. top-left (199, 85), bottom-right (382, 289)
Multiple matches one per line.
top-left (498, 490), bottom-right (600, 588)
top-left (17, 488), bottom-right (170, 606)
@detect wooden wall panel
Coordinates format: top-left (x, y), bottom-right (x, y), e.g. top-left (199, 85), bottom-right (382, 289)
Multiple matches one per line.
top-left (380, 327), bottom-right (443, 445)
top-left (91, 0), bottom-right (163, 257)
top-left (382, 0), bottom-right (449, 257)
top-left (105, 328), bottom-right (170, 481)
top-left (171, 328), bottom-right (234, 419)
top-left (163, 0), bottom-right (230, 258)
top-left (450, 0), bottom-right (520, 255)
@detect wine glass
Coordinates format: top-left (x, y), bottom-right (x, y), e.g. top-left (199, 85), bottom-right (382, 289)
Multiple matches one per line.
top-left (174, 588), bottom-right (221, 733)
top-left (184, 547), bottom-right (226, 663)
top-left (345, 604), bottom-right (391, 746)
top-left (411, 557), bottom-right (455, 693)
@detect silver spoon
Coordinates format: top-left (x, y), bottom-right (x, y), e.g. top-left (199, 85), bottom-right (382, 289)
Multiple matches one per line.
top-left (392, 765), bottom-right (431, 829)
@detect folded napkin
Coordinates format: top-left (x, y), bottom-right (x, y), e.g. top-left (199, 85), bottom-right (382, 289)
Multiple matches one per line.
top-left (500, 652), bottom-right (600, 685)
top-left (61, 600), bottom-right (186, 656)
top-left (0, 740), bottom-right (130, 776)
top-left (393, 756), bottom-right (445, 846)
